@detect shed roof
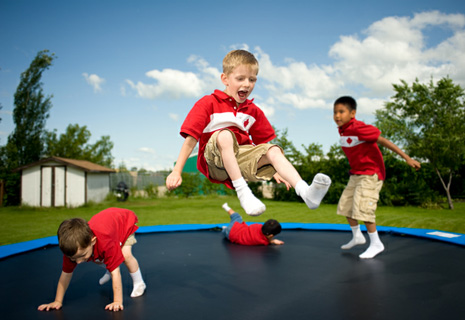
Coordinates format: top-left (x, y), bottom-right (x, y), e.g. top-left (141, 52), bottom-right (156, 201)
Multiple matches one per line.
top-left (13, 156), bottom-right (116, 173)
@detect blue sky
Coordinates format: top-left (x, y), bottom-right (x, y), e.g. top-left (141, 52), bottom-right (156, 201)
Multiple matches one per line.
top-left (1, 0), bottom-right (464, 171)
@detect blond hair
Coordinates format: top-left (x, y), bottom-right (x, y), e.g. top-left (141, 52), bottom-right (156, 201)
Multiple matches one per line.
top-left (222, 50), bottom-right (259, 75)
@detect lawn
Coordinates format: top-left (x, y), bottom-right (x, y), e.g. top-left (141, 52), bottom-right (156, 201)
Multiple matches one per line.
top-left (1, 196), bottom-right (464, 246)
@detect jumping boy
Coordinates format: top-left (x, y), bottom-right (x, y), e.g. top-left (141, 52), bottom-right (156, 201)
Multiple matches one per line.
top-left (222, 203), bottom-right (284, 245)
top-left (38, 208), bottom-right (146, 312)
top-left (166, 49), bottom-right (331, 216)
top-left (334, 96), bottom-right (421, 259)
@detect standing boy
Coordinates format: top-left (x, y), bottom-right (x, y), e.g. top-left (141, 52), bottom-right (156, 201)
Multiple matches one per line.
top-left (334, 96), bottom-right (421, 259)
top-left (166, 49), bottom-right (331, 216)
top-left (38, 208), bottom-right (146, 312)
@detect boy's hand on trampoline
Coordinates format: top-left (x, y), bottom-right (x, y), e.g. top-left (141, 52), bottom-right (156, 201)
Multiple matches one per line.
top-left (166, 171), bottom-right (182, 190)
top-left (37, 301), bottom-right (62, 311)
top-left (270, 239), bottom-right (284, 245)
top-left (105, 301), bottom-right (124, 312)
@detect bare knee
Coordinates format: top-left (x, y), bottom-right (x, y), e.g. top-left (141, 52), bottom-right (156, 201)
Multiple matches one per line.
top-left (216, 130), bottom-right (234, 149)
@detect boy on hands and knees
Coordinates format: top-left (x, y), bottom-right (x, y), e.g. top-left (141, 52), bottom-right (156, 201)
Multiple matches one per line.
top-left (222, 203), bottom-right (284, 246)
top-left (334, 96), bottom-right (421, 259)
top-left (166, 49), bottom-right (331, 216)
top-left (38, 208), bottom-right (146, 312)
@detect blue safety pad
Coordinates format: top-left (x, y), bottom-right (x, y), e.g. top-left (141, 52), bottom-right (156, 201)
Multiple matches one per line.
top-left (1, 223), bottom-right (463, 259)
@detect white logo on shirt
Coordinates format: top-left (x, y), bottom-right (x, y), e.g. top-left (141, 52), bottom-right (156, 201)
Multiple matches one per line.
top-left (340, 136), bottom-right (364, 147)
top-left (203, 112), bottom-right (256, 133)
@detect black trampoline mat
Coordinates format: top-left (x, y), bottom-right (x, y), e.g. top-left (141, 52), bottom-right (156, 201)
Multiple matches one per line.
top-left (1, 230), bottom-right (464, 320)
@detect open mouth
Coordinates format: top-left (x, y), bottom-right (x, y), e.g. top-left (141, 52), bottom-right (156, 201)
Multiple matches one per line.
top-left (238, 90), bottom-right (248, 100)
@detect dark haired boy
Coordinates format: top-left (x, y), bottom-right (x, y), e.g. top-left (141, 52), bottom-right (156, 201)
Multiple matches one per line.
top-left (334, 96), bottom-right (420, 259)
top-left (221, 203), bottom-right (284, 245)
top-left (38, 208), bottom-right (146, 312)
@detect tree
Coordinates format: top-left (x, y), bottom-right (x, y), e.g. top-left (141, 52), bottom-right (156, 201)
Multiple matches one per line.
top-left (0, 50), bottom-right (55, 205)
top-left (44, 123), bottom-right (114, 167)
top-left (375, 77), bottom-right (465, 209)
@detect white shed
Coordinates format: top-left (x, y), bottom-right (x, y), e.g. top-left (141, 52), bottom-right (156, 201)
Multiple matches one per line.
top-left (14, 156), bottom-right (116, 207)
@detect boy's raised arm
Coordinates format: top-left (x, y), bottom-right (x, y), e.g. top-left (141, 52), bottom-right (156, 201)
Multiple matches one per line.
top-left (38, 271), bottom-right (73, 311)
top-left (166, 135), bottom-right (198, 190)
top-left (377, 136), bottom-right (421, 170)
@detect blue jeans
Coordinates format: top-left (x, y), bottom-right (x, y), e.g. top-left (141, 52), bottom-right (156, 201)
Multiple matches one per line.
top-left (222, 212), bottom-right (243, 239)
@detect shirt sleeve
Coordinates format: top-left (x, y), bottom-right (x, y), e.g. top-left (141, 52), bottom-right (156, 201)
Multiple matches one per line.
top-left (356, 122), bottom-right (381, 143)
top-left (248, 107), bottom-right (276, 144)
top-left (62, 255), bottom-right (77, 273)
top-left (180, 96), bottom-right (211, 140)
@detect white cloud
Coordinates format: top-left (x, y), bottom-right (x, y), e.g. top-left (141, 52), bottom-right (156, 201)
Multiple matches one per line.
top-left (126, 11), bottom-right (465, 116)
top-left (329, 11), bottom-right (465, 98)
top-left (139, 147), bottom-right (156, 154)
top-left (126, 56), bottom-right (222, 100)
top-left (82, 73), bottom-right (105, 92)
top-left (169, 113), bottom-right (179, 121)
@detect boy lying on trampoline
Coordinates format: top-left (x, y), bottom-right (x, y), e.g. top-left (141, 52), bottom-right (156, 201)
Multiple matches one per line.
top-left (222, 203), bottom-right (284, 245)
top-left (166, 49), bottom-right (331, 217)
top-left (38, 207), bottom-right (146, 312)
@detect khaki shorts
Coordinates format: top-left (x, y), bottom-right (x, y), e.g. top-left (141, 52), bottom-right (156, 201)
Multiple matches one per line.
top-left (337, 174), bottom-right (383, 223)
top-left (204, 129), bottom-right (282, 182)
top-left (123, 233), bottom-right (137, 246)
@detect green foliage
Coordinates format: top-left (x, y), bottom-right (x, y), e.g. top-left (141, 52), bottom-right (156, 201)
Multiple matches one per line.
top-left (143, 183), bottom-right (159, 199)
top-left (376, 77), bottom-right (465, 209)
top-left (0, 50), bottom-right (55, 205)
top-left (170, 172), bottom-right (202, 198)
top-left (44, 123), bottom-right (114, 167)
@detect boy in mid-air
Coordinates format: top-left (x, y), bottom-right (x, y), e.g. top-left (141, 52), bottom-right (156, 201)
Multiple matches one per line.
top-left (166, 49), bottom-right (331, 216)
top-left (38, 208), bottom-right (146, 312)
top-left (222, 203), bottom-right (284, 246)
top-left (334, 96), bottom-right (421, 259)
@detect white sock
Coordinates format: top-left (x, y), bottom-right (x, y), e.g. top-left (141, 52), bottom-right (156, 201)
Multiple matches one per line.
top-left (295, 173), bottom-right (331, 209)
top-left (99, 270), bottom-right (111, 285)
top-left (222, 203), bottom-right (231, 212)
top-left (359, 231), bottom-right (384, 259)
top-left (232, 177), bottom-right (265, 216)
top-left (341, 225), bottom-right (366, 249)
top-left (130, 268), bottom-right (146, 297)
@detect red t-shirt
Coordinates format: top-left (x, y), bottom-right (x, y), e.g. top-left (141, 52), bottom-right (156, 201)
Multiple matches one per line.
top-left (338, 118), bottom-right (385, 180)
top-left (228, 222), bottom-right (270, 246)
top-left (62, 208), bottom-right (139, 273)
top-left (180, 90), bottom-right (276, 188)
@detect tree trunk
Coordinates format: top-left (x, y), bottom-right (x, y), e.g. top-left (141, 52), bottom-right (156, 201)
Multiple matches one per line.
top-left (435, 168), bottom-right (454, 210)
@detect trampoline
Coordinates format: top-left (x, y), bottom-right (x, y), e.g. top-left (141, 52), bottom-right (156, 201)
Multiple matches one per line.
top-left (1, 224), bottom-right (464, 320)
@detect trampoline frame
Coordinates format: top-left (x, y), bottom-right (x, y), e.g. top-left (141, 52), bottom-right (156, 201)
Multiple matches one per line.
top-left (1, 223), bottom-right (464, 259)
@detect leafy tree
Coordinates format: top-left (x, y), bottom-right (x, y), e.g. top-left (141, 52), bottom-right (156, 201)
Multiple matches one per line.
top-left (44, 123), bottom-right (114, 167)
top-left (0, 50), bottom-right (55, 205)
top-left (375, 77), bottom-right (465, 209)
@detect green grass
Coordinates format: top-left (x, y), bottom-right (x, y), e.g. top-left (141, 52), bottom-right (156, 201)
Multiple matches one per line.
top-left (1, 196), bottom-right (465, 246)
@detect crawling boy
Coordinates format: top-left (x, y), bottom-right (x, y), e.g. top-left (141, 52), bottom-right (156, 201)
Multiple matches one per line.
top-left (38, 207), bottom-right (146, 312)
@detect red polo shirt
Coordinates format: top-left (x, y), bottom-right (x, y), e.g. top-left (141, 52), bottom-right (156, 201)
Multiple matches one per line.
top-left (338, 118), bottom-right (385, 180)
top-left (181, 90), bottom-right (276, 188)
top-left (62, 208), bottom-right (139, 273)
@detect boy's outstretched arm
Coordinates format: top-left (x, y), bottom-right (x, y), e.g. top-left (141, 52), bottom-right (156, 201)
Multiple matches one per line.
top-left (166, 135), bottom-right (198, 190)
top-left (105, 267), bottom-right (124, 312)
top-left (377, 136), bottom-right (421, 170)
top-left (38, 271), bottom-right (73, 311)
top-left (270, 238), bottom-right (284, 245)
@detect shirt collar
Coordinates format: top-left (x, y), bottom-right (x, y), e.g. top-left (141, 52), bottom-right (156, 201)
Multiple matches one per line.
top-left (338, 118), bottom-right (356, 133)
top-left (212, 90), bottom-right (254, 107)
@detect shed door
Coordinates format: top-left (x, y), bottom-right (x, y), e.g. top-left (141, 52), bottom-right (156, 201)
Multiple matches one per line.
top-left (41, 166), bottom-right (66, 207)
